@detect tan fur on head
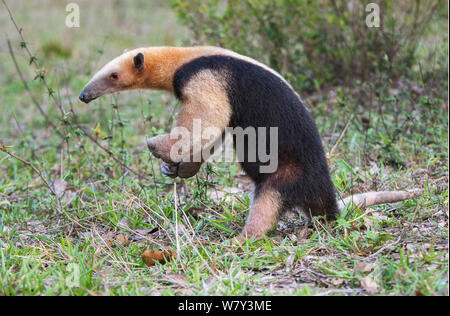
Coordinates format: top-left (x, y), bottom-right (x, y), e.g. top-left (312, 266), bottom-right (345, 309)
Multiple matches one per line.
top-left (80, 45), bottom-right (298, 104)
top-left (79, 48), bottom-right (149, 103)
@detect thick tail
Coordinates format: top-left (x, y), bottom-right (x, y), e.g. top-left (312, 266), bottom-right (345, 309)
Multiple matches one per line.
top-left (337, 190), bottom-right (419, 212)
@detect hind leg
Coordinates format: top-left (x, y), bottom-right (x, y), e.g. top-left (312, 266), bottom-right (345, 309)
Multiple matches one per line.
top-left (240, 184), bottom-right (282, 240)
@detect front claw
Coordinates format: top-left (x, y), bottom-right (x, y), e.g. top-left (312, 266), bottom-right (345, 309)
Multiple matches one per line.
top-left (161, 162), bottom-right (178, 179)
top-left (160, 161), bottom-right (202, 179)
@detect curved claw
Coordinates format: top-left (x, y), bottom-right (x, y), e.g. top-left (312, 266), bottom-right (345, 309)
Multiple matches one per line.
top-left (160, 161), bottom-right (202, 179)
top-left (161, 162), bottom-right (178, 179)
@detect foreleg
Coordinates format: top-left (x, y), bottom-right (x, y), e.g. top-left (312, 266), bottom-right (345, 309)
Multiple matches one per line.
top-left (147, 70), bottom-right (232, 178)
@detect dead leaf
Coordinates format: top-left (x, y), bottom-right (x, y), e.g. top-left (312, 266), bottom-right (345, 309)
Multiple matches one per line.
top-left (61, 190), bottom-right (76, 204)
top-left (394, 267), bottom-right (408, 281)
top-left (330, 278), bottom-right (345, 286)
top-left (371, 212), bottom-right (388, 221)
top-left (115, 234), bottom-right (130, 247)
top-left (50, 163), bottom-right (61, 174)
top-left (135, 227), bottom-right (158, 235)
top-left (52, 179), bottom-right (67, 196)
top-left (359, 276), bottom-right (378, 294)
top-left (355, 262), bottom-right (375, 275)
top-left (99, 232), bottom-right (131, 248)
top-left (30, 176), bottom-right (43, 187)
top-left (118, 217), bottom-right (131, 230)
top-left (166, 273), bottom-right (188, 285)
top-left (184, 207), bottom-right (201, 219)
top-left (363, 217), bottom-right (376, 229)
top-left (24, 220), bottom-right (46, 234)
top-left (296, 225), bottom-right (309, 244)
top-left (101, 231), bottom-right (115, 247)
top-left (364, 210), bottom-right (389, 229)
top-left (142, 249), bottom-right (176, 266)
top-left (117, 217), bottom-right (158, 237)
top-left (235, 172), bottom-right (253, 190)
top-left (285, 253), bottom-right (296, 271)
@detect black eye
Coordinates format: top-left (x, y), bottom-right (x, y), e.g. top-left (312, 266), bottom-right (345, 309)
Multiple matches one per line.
top-left (110, 73), bottom-right (119, 80)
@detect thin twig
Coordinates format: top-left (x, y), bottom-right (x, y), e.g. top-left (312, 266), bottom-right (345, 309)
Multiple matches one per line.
top-left (68, 107), bottom-right (156, 182)
top-left (329, 114), bottom-right (354, 156)
top-left (4, 0), bottom-right (159, 184)
top-left (0, 143), bottom-right (57, 197)
top-left (6, 39), bottom-right (63, 137)
top-left (0, 144), bottom-right (87, 227)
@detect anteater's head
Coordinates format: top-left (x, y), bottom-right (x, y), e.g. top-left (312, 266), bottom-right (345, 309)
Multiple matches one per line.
top-left (79, 49), bottom-right (146, 103)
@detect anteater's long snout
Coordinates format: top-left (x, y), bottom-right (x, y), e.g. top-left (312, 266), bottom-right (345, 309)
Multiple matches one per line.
top-left (78, 87), bottom-right (97, 104)
top-left (78, 88), bottom-right (89, 103)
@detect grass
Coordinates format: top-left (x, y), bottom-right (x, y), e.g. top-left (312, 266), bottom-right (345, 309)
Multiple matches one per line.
top-left (0, 0), bottom-right (448, 296)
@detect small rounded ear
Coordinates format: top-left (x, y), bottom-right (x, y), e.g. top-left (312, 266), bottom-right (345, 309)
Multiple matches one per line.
top-left (133, 53), bottom-right (145, 72)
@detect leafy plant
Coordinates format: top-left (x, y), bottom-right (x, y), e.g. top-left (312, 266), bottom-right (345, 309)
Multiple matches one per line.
top-left (170, 0), bottom-right (445, 92)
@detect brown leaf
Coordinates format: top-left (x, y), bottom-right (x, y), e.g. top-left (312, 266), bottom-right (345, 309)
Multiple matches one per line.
top-left (166, 273), bottom-right (188, 285)
top-left (365, 211), bottom-right (389, 227)
top-left (359, 276), bottom-right (378, 294)
top-left (142, 249), bottom-right (176, 266)
top-left (285, 253), bottom-right (296, 271)
top-left (184, 207), bottom-right (201, 219)
top-left (363, 209), bottom-right (384, 228)
top-left (115, 234), bottom-right (130, 247)
top-left (61, 190), bottom-right (76, 204)
top-left (135, 227), bottom-right (158, 235)
top-left (330, 278), bottom-right (345, 286)
top-left (100, 231), bottom-right (115, 247)
top-left (118, 217), bottom-right (158, 237)
top-left (209, 187), bottom-right (243, 203)
top-left (355, 262), bottom-right (374, 275)
top-left (52, 179), bottom-right (67, 196)
top-left (296, 225), bottom-right (310, 244)
top-left (118, 217), bottom-right (131, 230)
top-left (50, 163), bottom-right (61, 174)
top-left (394, 267), bottom-right (408, 281)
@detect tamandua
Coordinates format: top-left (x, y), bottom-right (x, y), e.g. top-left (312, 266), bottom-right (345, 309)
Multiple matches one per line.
top-left (79, 46), bottom-right (415, 239)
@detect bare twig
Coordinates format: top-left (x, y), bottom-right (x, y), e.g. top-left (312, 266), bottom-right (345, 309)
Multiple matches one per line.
top-left (328, 114), bottom-right (354, 157)
top-left (0, 143), bottom-right (88, 228)
top-left (0, 143), bottom-right (57, 197)
top-left (6, 39), bottom-right (63, 137)
top-left (68, 107), bottom-right (156, 182)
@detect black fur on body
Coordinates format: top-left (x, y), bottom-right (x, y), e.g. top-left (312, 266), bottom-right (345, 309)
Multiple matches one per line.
top-left (173, 55), bottom-right (339, 220)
